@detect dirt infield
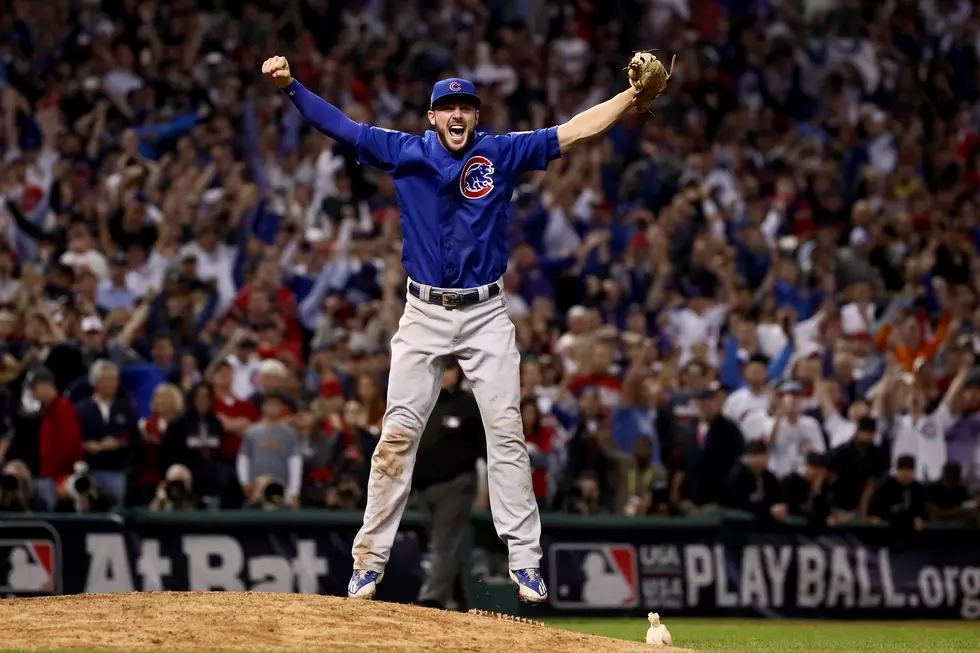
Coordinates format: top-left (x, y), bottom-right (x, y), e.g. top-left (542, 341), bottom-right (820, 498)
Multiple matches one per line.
top-left (0, 592), bottom-right (687, 652)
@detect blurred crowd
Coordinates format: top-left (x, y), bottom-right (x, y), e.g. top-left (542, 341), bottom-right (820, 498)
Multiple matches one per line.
top-left (0, 0), bottom-right (979, 530)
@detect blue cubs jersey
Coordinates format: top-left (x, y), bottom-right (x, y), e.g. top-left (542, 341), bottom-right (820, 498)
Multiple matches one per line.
top-left (355, 126), bottom-right (561, 288)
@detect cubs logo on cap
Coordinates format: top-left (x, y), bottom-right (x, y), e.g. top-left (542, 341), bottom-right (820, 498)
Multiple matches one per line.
top-left (430, 78), bottom-right (481, 108)
top-left (460, 156), bottom-right (494, 199)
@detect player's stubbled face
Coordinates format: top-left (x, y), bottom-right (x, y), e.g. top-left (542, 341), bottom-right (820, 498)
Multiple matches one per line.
top-left (428, 101), bottom-right (479, 153)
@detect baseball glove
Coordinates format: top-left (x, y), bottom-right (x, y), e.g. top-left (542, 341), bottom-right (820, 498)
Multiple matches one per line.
top-left (626, 51), bottom-right (676, 113)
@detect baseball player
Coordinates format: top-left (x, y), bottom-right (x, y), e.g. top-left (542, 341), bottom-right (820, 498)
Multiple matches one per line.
top-left (261, 53), bottom-right (672, 603)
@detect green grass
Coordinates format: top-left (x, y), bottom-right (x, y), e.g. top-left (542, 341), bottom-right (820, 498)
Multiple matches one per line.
top-left (3, 619), bottom-right (979, 653)
top-left (551, 618), bottom-right (980, 652)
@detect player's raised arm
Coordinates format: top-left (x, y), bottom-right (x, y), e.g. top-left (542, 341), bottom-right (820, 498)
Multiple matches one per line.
top-left (261, 56), bottom-right (360, 148)
top-left (555, 89), bottom-right (637, 154)
top-left (263, 56), bottom-right (412, 172)
top-left (556, 51), bottom-right (674, 154)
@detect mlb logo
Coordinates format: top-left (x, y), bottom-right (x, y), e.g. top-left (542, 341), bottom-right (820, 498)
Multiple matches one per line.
top-left (549, 543), bottom-right (638, 608)
top-left (0, 522), bottom-right (62, 596)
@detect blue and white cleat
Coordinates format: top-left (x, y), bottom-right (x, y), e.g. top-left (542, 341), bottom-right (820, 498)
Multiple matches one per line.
top-left (348, 570), bottom-right (383, 599)
top-left (509, 568), bottom-right (548, 603)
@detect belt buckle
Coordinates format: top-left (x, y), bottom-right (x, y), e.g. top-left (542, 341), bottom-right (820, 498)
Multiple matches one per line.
top-left (441, 292), bottom-right (461, 309)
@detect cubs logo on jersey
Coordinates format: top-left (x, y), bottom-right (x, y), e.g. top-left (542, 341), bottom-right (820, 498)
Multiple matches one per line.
top-left (460, 156), bottom-right (495, 199)
top-left (0, 522), bottom-right (62, 596)
top-left (550, 543), bottom-right (638, 608)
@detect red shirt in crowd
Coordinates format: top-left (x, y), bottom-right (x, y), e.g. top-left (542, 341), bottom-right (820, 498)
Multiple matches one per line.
top-left (525, 424), bottom-right (554, 500)
top-left (230, 284), bottom-right (304, 361)
top-left (136, 414), bottom-right (167, 489)
top-left (39, 395), bottom-right (83, 480)
top-left (213, 391), bottom-right (260, 461)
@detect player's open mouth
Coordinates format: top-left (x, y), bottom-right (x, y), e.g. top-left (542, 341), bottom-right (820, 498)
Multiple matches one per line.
top-left (448, 125), bottom-right (466, 139)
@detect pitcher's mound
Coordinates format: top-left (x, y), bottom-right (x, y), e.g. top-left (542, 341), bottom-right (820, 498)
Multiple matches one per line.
top-left (0, 591), bottom-right (688, 652)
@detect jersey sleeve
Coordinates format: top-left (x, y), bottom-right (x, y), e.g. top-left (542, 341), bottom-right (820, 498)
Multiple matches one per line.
top-left (498, 127), bottom-right (562, 174)
top-left (740, 412), bottom-right (769, 442)
top-left (890, 422), bottom-right (915, 466)
top-left (662, 309), bottom-right (684, 340)
top-left (805, 419), bottom-right (826, 453)
top-left (824, 413), bottom-right (850, 449)
top-left (721, 394), bottom-right (738, 422)
top-left (356, 125), bottom-right (415, 173)
top-left (933, 400), bottom-right (954, 433)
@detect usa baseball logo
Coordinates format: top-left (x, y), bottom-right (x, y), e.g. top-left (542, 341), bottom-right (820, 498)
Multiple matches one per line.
top-left (449, 81), bottom-right (462, 92)
top-left (550, 543), bottom-right (639, 608)
top-left (460, 156), bottom-right (495, 200)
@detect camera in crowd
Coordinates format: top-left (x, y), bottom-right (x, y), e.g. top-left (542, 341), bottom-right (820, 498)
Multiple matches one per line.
top-left (264, 480), bottom-right (286, 504)
top-left (0, 467), bottom-right (30, 512)
top-left (66, 461), bottom-right (97, 502)
top-left (166, 479), bottom-right (189, 502)
top-left (561, 472), bottom-right (605, 516)
top-left (248, 475), bottom-right (288, 510)
top-left (0, 472), bottom-right (18, 492)
top-left (151, 465), bottom-right (199, 512)
top-left (60, 461), bottom-right (112, 513)
top-left (325, 473), bottom-right (364, 510)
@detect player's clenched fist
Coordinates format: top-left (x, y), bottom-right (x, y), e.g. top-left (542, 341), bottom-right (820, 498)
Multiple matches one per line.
top-left (261, 56), bottom-right (292, 88)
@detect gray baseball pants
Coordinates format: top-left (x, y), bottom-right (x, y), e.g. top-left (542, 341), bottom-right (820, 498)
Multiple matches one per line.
top-left (352, 279), bottom-right (541, 573)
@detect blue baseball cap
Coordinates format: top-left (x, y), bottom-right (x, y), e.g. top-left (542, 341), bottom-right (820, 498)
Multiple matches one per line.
top-left (430, 78), bottom-right (481, 109)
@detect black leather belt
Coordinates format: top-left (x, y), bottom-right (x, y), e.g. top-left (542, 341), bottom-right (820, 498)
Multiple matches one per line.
top-left (408, 281), bottom-right (500, 310)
